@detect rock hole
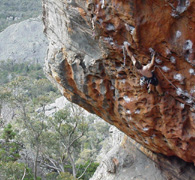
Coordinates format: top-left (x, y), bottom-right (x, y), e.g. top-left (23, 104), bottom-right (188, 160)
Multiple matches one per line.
top-left (135, 108), bottom-right (141, 114)
top-left (106, 23), bottom-right (115, 31)
top-left (118, 71), bottom-right (127, 78)
top-left (92, 82), bottom-right (96, 88)
top-left (115, 61), bottom-right (122, 68)
top-left (140, 98), bottom-right (147, 104)
top-left (126, 109), bottom-right (131, 115)
top-left (99, 62), bottom-right (104, 71)
top-left (118, 97), bottom-right (123, 101)
top-left (176, 139), bottom-right (182, 148)
top-left (176, 0), bottom-right (190, 14)
top-left (118, 104), bottom-right (123, 113)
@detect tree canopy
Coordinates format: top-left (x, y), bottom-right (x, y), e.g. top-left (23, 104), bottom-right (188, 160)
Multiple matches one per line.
top-left (0, 61), bottom-right (110, 179)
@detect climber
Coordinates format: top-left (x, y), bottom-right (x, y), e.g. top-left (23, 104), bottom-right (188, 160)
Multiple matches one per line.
top-left (124, 43), bottom-right (163, 95)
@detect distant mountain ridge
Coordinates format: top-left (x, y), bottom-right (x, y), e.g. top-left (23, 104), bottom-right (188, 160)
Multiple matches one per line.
top-left (0, 16), bottom-right (48, 64)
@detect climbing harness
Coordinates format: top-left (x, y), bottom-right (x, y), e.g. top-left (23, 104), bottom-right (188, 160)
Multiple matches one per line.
top-left (140, 76), bottom-right (147, 86)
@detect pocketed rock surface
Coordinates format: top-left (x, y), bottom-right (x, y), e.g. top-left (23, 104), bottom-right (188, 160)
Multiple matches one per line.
top-left (43, 0), bottom-right (195, 164)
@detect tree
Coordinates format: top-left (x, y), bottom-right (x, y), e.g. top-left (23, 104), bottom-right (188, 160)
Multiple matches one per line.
top-left (76, 161), bottom-right (99, 180)
top-left (0, 161), bottom-right (34, 180)
top-left (0, 61), bottom-right (109, 179)
top-left (0, 124), bottom-right (20, 162)
top-left (14, 105), bottom-right (49, 180)
top-left (0, 61), bottom-right (60, 180)
top-left (0, 124), bottom-right (34, 180)
top-left (1, 66), bottom-right (58, 180)
top-left (46, 172), bottom-right (77, 180)
top-left (0, 86), bottom-right (12, 127)
top-left (41, 103), bottom-right (89, 178)
top-left (2, 123), bottom-right (16, 142)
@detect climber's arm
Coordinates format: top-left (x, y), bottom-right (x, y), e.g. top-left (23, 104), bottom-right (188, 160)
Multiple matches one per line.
top-left (146, 53), bottom-right (155, 70)
top-left (124, 44), bottom-right (137, 66)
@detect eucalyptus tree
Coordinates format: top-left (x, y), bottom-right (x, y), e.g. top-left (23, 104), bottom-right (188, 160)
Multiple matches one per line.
top-left (41, 103), bottom-right (89, 178)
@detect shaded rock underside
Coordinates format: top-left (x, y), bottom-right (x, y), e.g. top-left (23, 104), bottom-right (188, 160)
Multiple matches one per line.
top-left (43, 0), bottom-right (195, 164)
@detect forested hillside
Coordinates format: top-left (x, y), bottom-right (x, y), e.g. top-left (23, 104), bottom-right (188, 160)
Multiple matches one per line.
top-left (0, 0), bottom-right (42, 31)
top-left (0, 61), bottom-right (110, 179)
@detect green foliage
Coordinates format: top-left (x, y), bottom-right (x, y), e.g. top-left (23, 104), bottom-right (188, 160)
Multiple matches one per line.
top-left (0, 60), bottom-right (110, 179)
top-left (0, 61), bottom-right (60, 109)
top-left (46, 172), bottom-right (77, 180)
top-left (0, 60), bottom-right (45, 85)
top-left (0, 162), bottom-right (34, 180)
top-left (76, 161), bottom-right (99, 180)
top-left (0, 0), bottom-right (42, 32)
top-left (0, 142), bottom-right (19, 162)
top-left (0, 60), bottom-right (60, 179)
top-left (40, 105), bottom-right (106, 179)
top-left (0, 123), bottom-right (40, 180)
top-left (45, 172), bottom-right (58, 180)
top-left (0, 86), bottom-right (11, 103)
top-left (0, 124), bottom-right (30, 179)
top-left (2, 124), bottom-right (16, 142)
top-left (0, 124), bottom-right (21, 162)
top-left (40, 106), bottom-right (89, 169)
top-left (56, 172), bottom-right (77, 180)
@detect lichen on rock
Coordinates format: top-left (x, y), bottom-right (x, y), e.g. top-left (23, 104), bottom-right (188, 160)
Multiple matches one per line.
top-left (43, 0), bottom-right (195, 164)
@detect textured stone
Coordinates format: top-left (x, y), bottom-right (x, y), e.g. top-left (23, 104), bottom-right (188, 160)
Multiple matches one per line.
top-left (43, 0), bottom-right (195, 164)
top-left (91, 127), bottom-right (195, 180)
top-left (36, 96), bottom-right (68, 116)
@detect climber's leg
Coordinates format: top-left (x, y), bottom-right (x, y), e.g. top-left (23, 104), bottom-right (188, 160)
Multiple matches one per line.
top-left (156, 84), bottom-right (163, 96)
top-left (148, 84), bottom-right (154, 93)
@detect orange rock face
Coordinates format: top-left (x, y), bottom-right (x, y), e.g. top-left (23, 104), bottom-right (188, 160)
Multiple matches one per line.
top-left (43, 0), bottom-right (195, 164)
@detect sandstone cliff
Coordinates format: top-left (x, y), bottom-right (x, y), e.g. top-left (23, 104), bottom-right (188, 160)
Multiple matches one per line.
top-left (43, 0), bottom-right (195, 165)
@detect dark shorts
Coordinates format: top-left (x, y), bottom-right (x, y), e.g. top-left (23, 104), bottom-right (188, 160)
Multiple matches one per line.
top-left (143, 72), bottom-right (159, 86)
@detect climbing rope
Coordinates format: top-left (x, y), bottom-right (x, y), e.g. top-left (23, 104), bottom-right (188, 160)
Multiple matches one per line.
top-left (155, 65), bottom-right (178, 90)
top-left (122, 46), bottom-right (126, 66)
top-left (155, 65), bottom-right (195, 109)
